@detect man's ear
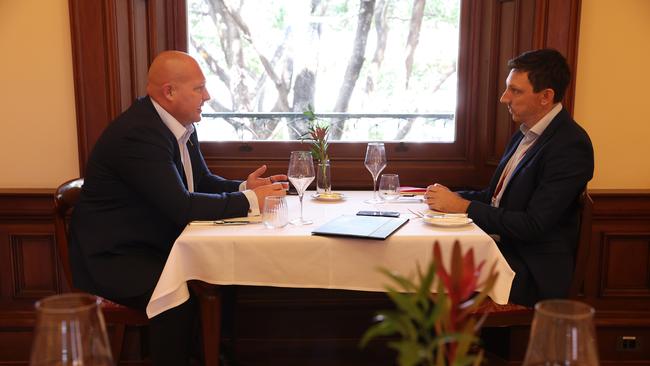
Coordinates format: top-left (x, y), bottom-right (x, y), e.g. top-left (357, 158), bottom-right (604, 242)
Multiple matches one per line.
top-left (540, 88), bottom-right (555, 106)
top-left (162, 83), bottom-right (175, 100)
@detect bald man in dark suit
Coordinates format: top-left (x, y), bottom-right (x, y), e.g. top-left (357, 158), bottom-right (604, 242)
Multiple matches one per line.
top-left (69, 51), bottom-right (288, 365)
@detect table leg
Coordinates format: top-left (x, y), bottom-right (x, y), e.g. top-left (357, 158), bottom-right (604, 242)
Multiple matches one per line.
top-left (189, 281), bottom-right (222, 366)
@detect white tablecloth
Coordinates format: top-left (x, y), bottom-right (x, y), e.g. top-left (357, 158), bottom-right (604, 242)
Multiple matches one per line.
top-left (146, 191), bottom-right (514, 318)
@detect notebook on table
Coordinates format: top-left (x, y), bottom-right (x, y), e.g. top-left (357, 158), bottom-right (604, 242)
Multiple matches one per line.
top-left (312, 215), bottom-right (409, 240)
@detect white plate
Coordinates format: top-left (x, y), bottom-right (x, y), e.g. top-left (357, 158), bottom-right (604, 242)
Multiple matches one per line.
top-left (424, 210), bottom-right (468, 219)
top-left (311, 192), bottom-right (346, 202)
top-left (423, 217), bottom-right (473, 228)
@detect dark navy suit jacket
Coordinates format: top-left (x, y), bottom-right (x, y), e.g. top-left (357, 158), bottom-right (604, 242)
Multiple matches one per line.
top-left (69, 96), bottom-right (249, 305)
top-left (458, 108), bottom-right (594, 306)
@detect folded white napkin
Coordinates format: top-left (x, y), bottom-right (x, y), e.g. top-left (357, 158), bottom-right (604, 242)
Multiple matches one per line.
top-left (189, 215), bottom-right (262, 226)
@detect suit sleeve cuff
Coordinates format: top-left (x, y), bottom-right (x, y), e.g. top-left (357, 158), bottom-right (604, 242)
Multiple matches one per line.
top-left (242, 190), bottom-right (260, 216)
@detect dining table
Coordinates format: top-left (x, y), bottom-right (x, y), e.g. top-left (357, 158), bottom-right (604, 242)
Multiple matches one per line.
top-left (146, 190), bottom-right (515, 365)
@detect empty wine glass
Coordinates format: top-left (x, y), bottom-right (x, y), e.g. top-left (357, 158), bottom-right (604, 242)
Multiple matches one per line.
top-left (364, 142), bottom-right (387, 204)
top-left (30, 293), bottom-right (114, 366)
top-left (288, 151), bottom-right (315, 225)
top-left (378, 174), bottom-right (400, 202)
top-left (522, 299), bottom-right (599, 366)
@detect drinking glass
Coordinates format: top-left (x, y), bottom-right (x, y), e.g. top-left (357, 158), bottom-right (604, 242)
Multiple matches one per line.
top-left (288, 151), bottom-right (315, 225)
top-left (364, 142), bottom-right (387, 204)
top-left (30, 293), bottom-right (114, 366)
top-left (263, 196), bottom-right (289, 228)
top-left (522, 299), bottom-right (599, 366)
top-left (378, 174), bottom-right (400, 202)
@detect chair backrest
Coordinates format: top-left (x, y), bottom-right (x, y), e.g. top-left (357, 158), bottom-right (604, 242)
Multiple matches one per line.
top-left (53, 178), bottom-right (84, 288)
top-left (568, 190), bottom-right (593, 298)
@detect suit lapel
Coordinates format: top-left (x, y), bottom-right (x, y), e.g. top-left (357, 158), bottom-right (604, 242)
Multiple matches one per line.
top-left (489, 131), bottom-right (525, 195)
top-left (507, 108), bottom-right (568, 182)
top-left (141, 96), bottom-right (189, 190)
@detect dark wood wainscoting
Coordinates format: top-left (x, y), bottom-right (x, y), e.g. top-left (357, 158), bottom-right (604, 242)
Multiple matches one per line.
top-left (1, 189), bottom-right (648, 365)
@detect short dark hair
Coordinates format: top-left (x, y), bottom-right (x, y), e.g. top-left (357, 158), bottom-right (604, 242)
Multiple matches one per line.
top-left (507, 48), bottom-right (571, 103)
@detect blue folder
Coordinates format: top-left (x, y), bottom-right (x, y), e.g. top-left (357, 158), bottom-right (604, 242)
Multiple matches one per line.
top-left (311, 215), bottom-right (409, 240)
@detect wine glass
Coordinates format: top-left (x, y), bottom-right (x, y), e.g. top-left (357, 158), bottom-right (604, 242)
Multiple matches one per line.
top-left (30, 293), bottom-right (114, 366)
top-left (364, 142), bottom-right (387, 204)
top-left (378, 174), bottom-right (400, 202)
top-left (522, 299), bottom-right (599, 366)
top-left (288, 151), bottom-right (315, 225)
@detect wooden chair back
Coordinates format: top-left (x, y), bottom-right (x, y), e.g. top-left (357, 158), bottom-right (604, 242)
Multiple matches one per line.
top-left (569, 190), bottom-right (593, 298)
top-left (477, 189), bottom-right (594, 326)
top-left (53, 177), bottom-right (84, 288)
top-left (53, 177), bottom-right (150, 363)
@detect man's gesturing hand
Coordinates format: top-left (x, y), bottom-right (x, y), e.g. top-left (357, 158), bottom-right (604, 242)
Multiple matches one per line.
top-left (246, 165), bottom-right (288, 189)
top-left (253, 183), bottom-right (288, 210)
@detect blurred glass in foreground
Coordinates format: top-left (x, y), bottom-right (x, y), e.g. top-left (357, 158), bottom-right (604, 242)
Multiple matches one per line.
top-left (522, 299), bottom-right (599, 366)
top-left (30, 293), bottom-right (114, 366)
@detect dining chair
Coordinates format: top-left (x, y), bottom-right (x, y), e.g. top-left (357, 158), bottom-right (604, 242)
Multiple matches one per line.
top-left (53, 178), bottom-right (150, 364)
top-left (473, 189), bottom-right (594, 326)
top-left (568, 190), bottom-right (593, 298)
top-left (477, 190), bottom-right (595, 365)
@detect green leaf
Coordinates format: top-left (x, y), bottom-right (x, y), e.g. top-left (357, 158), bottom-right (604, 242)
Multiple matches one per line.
top-left (388, 340), bottom-right (424, 366)
top-left (360, 316), bottom-right (398, 347)
top-left (377, 268), bottom-right (418, 292)
top-left (386, 290), bottom-right (425, 323)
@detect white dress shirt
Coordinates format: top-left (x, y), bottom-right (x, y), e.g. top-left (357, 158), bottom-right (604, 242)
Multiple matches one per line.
top-left (491, 103), bottom-right (562, 207)
top-left (151, 99), bottom-right (260, 215)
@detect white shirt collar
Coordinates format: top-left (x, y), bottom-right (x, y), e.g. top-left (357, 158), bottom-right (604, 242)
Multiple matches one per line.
top-left (151, 98), bottom-right (195, 141)
top-left (520, 103), bottom-right (562, 137)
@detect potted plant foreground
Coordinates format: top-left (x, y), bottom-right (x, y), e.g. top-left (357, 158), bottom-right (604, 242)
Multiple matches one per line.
top-left (361, 241), bottom-right (500, 366)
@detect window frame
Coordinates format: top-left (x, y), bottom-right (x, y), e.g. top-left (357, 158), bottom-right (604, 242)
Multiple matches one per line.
top-left (68, 0), bottom-right (582, 189)
top-left (194, 0), bottom-right (474, 189)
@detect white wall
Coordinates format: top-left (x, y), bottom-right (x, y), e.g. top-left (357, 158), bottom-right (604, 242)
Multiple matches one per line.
top-left (574, 0), bottom-right (650, 189)
top-left (0, 0), bottom-right (78, 188)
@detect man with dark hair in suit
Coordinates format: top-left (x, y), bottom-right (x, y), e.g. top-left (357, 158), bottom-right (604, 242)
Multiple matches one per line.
top-left (424, 49), bottom-right (594, 306)
top-left (69, 51), bottom-right (288, 365)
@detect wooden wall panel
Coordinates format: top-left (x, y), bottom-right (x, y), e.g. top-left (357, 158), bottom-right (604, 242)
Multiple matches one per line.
top-left (68, 0), bottom-right (186, 174)
top-left (10, 234), bottom-right (60, 299)
top-left (68, 0), bottom-right (114, 171)
top-left (0, 191), bottom-right (60, 304)
top-left (492, 0), bottom-right (517, 163)
top-left (582, 190), bottom-right (650, 316)
top-left (471, 0), bottom-right (582, 186)
top-left (602, 234), bottom-right (650, 296)
top-left (0, 189), bottom-right (649, 364)
top-left (536, 0), bottom-right (581, 114)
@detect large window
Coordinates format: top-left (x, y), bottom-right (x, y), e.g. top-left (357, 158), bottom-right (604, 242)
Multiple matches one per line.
top-left (188, 0), bottom-right (460, 143)
top-left (69, 0), bottom-right (581, 188)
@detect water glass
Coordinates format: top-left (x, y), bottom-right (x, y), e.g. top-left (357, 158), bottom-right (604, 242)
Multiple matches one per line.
top-left (263, 196), bottom-right (289, 229)
top-left (30, 293), bottom-right (114, 366)
top-left (522, 299), bottom-right (599, 366)
top-left (378, 174), bottom-right (400, 202)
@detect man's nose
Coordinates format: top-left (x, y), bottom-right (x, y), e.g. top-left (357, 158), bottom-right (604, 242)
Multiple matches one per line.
top-left (203, 89), bottom-right (211, 101)
top-left (499, 91), bottom-right (509, 104)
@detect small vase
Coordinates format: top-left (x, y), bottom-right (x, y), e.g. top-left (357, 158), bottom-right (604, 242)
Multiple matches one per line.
top-left (317, 160), bottom-right (331, 195)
